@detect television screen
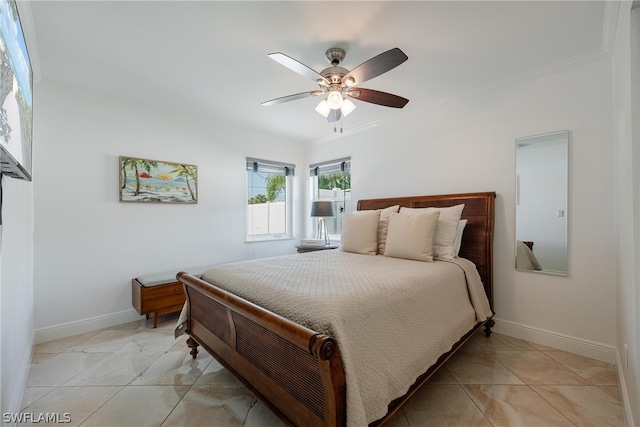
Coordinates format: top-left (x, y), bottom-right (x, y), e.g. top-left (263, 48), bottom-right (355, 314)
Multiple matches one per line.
top-left (0, 0), bottom-right (32, 181)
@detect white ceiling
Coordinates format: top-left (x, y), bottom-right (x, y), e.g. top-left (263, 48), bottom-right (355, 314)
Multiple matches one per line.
top-left (23, 1), bottom-right (609, 143)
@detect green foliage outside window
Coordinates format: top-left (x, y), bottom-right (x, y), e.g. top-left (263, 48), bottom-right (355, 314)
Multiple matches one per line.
top-left (318, 173), bottom-right (350, 191)
top-left (266, 175), bottom-right (286, 201)
top-left (247, 174), bottom-right (286, 204)
top-left (248, 194), bottom-right (268, 204)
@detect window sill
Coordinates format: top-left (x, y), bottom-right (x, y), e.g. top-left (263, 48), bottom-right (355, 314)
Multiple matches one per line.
top-left (245, 236), bottom-right (295, 243)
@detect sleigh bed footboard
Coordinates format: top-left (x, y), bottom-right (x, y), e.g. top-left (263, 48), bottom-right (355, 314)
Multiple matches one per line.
top-left (178, 272), bottom-right (346, 427)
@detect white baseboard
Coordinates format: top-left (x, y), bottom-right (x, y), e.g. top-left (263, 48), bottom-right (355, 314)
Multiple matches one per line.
top-left (34, 309), bottom-right (143, 344)
top-left (492, 317), bottom-right (616, 364)
top-left (615, 348), bottom-right (637, 427)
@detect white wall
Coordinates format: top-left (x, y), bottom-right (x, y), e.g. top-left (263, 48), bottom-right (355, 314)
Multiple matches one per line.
top-left (32, 81), bottom-right (304, 338)
top-left (0, 177), bottom-right (34, 417)
top-left (613, 2), bottom-right (639, 425)
top-left (307, 56), bottom-right (618, 360)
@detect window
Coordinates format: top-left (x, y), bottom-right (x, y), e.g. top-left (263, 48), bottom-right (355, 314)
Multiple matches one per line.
top-left (309, 157), bottom-right (351, 241)
top-left (246, 158), bottom-right (294, 241)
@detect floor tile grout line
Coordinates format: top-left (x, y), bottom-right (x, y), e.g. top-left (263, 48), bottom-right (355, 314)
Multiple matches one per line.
top-left (19, 385), bottom-right (58, 412)
top-left (525, 384), bottom-right (580, 427)
top-left (490, 347), bottom-right (601, 387)
top-left (158, 383), bottom-right (194, 427)
top-left (487, 348), bottom-right (529, 385)
top-left (447, 339), bottom-right (503, 427)
top-left (241, 398), bottom-right (259, 427)
top-left (67, 384), bottom-right (127, 427)
top-left (455, 374), bottom-right (498, 427)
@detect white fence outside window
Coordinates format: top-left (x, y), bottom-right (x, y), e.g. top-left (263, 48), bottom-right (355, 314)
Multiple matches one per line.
top-left (247, 201), bottom-right (285, 236)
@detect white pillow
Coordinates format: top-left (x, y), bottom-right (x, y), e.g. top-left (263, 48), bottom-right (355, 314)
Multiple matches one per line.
top-left (377, 205), bottom-right (400, 254)
top-left (340, 210), bottom-right (381, 255)
top-left (384, 211), bottom-right (440, 262)
top-left (453, 219), bottom-right (467, 257)
top-left (399, 204), bottom-right (465, 261)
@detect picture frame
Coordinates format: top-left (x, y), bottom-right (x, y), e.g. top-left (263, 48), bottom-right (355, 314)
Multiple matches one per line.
top-left (119, 156), bottom-right (197, 204)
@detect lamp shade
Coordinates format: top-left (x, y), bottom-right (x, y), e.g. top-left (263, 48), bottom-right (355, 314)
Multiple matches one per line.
top-left (310, 200), bottom-right (336, 217)
top-left (315, 100), bottom-right (331, 117)
top-left (341, 99), bottom-right (356, 117)
top-left (326, 91), bottom-right (343, 109)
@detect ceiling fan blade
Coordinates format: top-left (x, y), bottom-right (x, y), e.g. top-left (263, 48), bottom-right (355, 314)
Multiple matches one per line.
top-left (327, 108), bottom-right (341, 123)
top-left (342, 48), bottom-right (408, 86)
top-left (268, 52), bottom-right (329, 85)
top-left (262, 90), bottom-right (323, 107)
top-left (347, 88), bottom-right (409, 108)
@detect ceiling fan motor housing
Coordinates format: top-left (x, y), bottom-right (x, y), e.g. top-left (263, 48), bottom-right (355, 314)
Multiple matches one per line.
top-left (320, 48), bottom-right (349, 88)
top-left (320, 67), bottom-right (348, 82)
top-left (325, 47), bottom-right (346, 66)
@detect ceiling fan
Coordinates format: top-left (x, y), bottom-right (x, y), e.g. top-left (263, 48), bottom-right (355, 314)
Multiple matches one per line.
top-left (262, 47), bottom-right (409, 123)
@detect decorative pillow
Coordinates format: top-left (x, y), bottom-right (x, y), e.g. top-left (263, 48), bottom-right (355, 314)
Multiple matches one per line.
top-left (399, 204), bottom-right (465, 261)
top-left (340, 210), bottom-right (381, 255)
top-left (377, 205), bottom-right (400, 254)
top-left (453, 219), bottom-right (468, 257)
top-left (384, 211), bottom-right (440, 262)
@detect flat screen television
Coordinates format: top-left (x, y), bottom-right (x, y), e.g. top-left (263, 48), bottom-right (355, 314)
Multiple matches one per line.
top-left (0, 0), bottom-right (32, 181)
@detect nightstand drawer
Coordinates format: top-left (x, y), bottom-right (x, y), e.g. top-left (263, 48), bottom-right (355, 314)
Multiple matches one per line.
top-left (132, 279), bottom-right (186, 325)
top-left (140, 282), bottom-right (185, 312)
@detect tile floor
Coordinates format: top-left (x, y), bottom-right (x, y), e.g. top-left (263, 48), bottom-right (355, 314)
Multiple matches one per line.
top-left (21, 314), bottom-right (625, 426)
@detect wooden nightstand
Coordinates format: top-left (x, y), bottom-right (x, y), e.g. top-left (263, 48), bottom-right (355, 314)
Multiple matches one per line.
top-left (132, 277), bottom-right (185, 328)
top-left (295, 244), bottom-right (339, 253)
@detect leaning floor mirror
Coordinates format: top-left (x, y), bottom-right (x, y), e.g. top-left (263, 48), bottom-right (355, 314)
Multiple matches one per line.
top-left (515, 130), bottom-right (569, 276)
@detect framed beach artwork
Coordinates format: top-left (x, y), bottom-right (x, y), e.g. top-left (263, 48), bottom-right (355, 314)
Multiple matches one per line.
top-left (119, 156), bottom-right (197, 204)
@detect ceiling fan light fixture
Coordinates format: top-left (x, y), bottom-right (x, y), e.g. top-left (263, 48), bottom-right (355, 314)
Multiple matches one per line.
top-left (315, 99), bottom-right (331, 117)
top-left (327, 91), bottom-right (343, 109)
top-left (344, 77), bottom-right (356, 87)
top-left (341, 99), bottom-right (356, 116)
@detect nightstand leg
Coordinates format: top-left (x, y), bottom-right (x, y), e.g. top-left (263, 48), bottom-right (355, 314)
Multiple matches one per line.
top-left (152, 312), bottom-right (158, 328)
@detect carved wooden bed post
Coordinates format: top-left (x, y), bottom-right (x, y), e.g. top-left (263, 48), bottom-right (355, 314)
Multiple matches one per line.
top-left (186, 336), bottom-right (199, 359)
top-left (484, 318), bottom-right (495, 337)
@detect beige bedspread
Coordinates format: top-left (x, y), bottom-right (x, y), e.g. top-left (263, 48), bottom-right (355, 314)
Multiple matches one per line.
top-left (516, 240), bottom-right (543, 270)
top-left (177, 250), bottom-right (492, 426)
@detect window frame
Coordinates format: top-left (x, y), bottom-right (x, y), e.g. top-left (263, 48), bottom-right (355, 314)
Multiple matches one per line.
top-left (309, 157), bottom-right (351, 242)
top-left (246, 157), bottom-right (295, 242)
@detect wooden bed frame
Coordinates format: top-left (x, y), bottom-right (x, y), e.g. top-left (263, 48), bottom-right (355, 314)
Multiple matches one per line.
top-left (177, 191), bottom-right (496, 427)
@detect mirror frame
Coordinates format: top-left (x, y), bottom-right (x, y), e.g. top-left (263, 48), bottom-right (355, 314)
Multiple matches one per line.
top-left (515, 130), bottom-right (569, 276)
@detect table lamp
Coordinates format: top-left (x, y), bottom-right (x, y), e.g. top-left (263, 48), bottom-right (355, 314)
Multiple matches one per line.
top-left (310, 200), bottom-right (336, 245)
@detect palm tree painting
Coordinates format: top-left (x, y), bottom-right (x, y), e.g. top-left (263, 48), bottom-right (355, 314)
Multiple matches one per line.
top-left (119, 156), bottom-right (197, 203)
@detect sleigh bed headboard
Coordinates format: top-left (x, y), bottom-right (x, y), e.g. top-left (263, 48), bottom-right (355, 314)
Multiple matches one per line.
top-left (357, 191), bottom-right (496, 310)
